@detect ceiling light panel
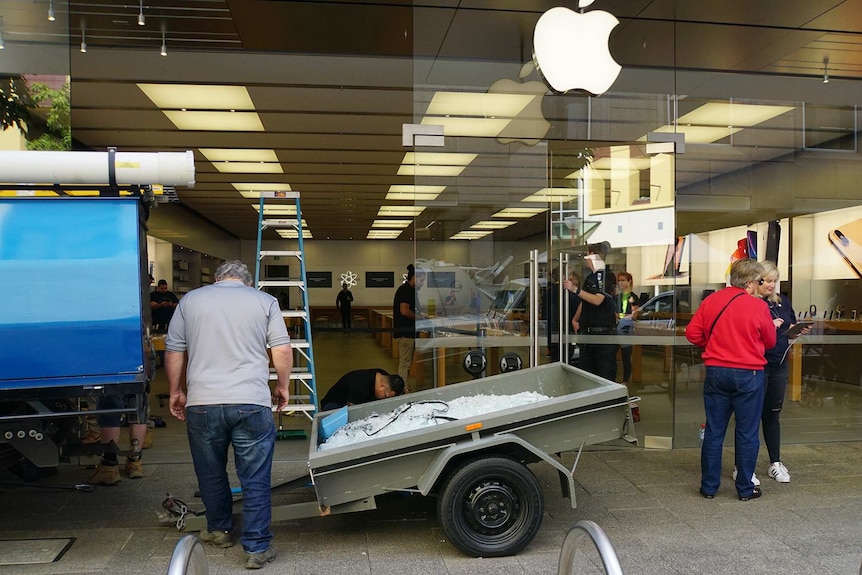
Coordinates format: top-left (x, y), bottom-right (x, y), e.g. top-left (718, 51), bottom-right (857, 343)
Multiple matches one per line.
top-left (402, 152), bottom-right (477, 166)
top-left (234, 183), bottom-right (292, 198)
top-left (276, 229), bottom-right (312, 239)
top-left (378, 206), bottom-right (425, 217)
top-left (471, 220), bottom-right (516, 229)
top-left (421, 117), bottom-right (511, 138)
top-left (213, 162), bottom-right (283, 174)
top-left (396, 164), bottom-right (465, 177)
top-left (200, 149), bottom-right (278, 162)
top-left (492, 207), bottom-right (548, 218)
top-left (164, 111), bottom-right (264, 131)
top-left (372, 219), bottom-right (412, 228)
top-left (367, 230), bottom-right (403, 239)
top-left (137, 84), bottom-right (255, 110)
top-left (521, 188), bottom-right (579, 202)
top-left (425, 92), bottom-right (535, 118)
top-left (677, 103), bottom-right (795, 127)
top-left (385, 190), bottom-right (443, 201)
top-left (451, 230), bottom-right (493, 240)
top-left (648, 125), bottom-right (742, 144)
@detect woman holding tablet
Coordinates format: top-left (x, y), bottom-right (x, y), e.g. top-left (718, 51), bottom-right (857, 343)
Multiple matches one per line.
top-left (755, 260), bottom-right (807, 483)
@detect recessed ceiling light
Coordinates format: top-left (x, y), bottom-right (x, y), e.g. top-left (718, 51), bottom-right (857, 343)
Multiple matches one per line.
top-left (372, 219), bottom-right (412, 228)
top-left (425, 92), bottom-right (535, 119)
top-left (401, 152), bottom-right (477, 166)
top-left (367, 230), bottom-right (403, 239)
top-left (213, 161), bottom-right (281, 173)
top-left (677, 103), bottom-right (795, 127)
top-left (378, 206), bottom-right (425, 217)
top-left (164, 111), bottom-right (264, 131)
top-left (521, 188), bottom-right (579, 202)
top-left (471, 220), bottom-right (517, 229)
top-left (492, 207), bottom-right (548, 218)
top-left (450, 230), bottom-right (493, 240)
top-left (421, 116), bottom-right (511, 138)
top-left (138, 84), bottom-right (255, 110)
top-left (200, 149), bottom-right (278, 162)
top-left (396, 164), bottom-right (465, 177)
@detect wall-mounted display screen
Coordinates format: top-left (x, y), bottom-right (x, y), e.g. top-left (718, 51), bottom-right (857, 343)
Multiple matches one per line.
top-left (367, 271), bottom-right (395, 288)
top-left (306, 272), bottom-right (332, 288)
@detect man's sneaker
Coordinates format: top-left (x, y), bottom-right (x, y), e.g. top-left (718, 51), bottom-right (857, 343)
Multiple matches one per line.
top-left (200, 530), bottom-right (234, 549)
top-left (125, 459), bottom-right (143, 479)
top-left (245, 546), bottom-right (275, 569)
top-left (768, 461), bottom-right (791, 483)
top-left (89, 464), bottom-right (121, 486)
top-left (731, 466), bottom-right (761, 486)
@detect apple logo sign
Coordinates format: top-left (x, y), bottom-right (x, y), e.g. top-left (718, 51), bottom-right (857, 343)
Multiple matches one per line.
top-left (533, 5), bottom-right (621, 96)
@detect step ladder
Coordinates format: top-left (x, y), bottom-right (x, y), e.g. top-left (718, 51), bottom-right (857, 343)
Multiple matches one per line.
top-left (253, 191), bottom-right (318, 425)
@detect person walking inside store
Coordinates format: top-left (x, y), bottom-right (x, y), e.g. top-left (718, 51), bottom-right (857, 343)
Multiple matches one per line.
top-left (753, 260), bottom-right (809, 484)
top-left (164, 260), bottom-right (292, 570)
top-left (564, 243), bottom-right (619, 381)
top-left (616, 271), bottom-right (640, 390)
top-left (336, 282), bottom-right (354, 333)
top-left (686, 258), bottom-right (776, 501)
top-left (393, 264), bottom-right (426, 388)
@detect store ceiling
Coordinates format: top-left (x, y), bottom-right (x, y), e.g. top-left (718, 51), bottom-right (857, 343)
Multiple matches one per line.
top-left (3, 0), bottom-right (862, 243)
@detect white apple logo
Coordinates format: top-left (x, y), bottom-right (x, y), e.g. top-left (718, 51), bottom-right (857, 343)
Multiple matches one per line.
top-left (533, 6), bottom-right (621, 96)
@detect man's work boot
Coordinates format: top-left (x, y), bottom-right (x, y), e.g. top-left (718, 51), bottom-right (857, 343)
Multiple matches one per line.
top-left (89, 464), bottom-right (121, 486)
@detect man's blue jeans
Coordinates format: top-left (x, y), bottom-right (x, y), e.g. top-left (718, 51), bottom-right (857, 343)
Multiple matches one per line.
top-left (701, 366), bottom-right (765, 498)
top-left (186, 404), bottom-right (275, 553)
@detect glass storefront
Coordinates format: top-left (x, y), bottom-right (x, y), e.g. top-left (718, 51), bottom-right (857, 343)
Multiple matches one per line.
top-left (409, 7), bottom-right (862, 448)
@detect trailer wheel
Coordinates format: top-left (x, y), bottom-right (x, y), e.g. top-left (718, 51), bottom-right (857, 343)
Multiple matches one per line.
top-left (437, 456), bottom-right (543, 557)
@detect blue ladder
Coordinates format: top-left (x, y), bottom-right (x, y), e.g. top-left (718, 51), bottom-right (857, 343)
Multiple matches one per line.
top-left (254, 192), bottom-right (318, 424)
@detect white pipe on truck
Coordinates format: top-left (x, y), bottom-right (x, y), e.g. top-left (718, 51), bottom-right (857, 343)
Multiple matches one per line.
top-left (0, 150), bottom-right (195, 187)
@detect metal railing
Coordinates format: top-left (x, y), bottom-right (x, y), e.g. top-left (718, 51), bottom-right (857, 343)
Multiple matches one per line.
top-left (557, 520), bottom-right (624, 575)
top-left (166, 535), bottom-right (208, 575)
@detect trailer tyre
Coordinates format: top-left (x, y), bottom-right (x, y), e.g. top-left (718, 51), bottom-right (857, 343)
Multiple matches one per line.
top-left (437, 456), bottom-right (543, 557)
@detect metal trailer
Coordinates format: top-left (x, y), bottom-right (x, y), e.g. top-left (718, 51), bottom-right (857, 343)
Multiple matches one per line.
top-left (0, 196), bottom-right (153, 472)
top-left (178, 363), bottom-right (636, 557)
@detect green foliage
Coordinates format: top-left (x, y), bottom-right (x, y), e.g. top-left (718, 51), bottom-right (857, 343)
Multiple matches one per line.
top-left (0, 75), bottom-right (35, 134)
top-left (27, 80), bottom-right (72, 151)
top-left (0, 75), bottom-right (71, 150)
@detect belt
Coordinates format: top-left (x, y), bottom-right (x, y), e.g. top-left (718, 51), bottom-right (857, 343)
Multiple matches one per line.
top-left (584, 327), bottom-right (615, 334)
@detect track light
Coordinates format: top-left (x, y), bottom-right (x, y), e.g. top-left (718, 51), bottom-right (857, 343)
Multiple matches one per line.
top-left (80, 28), bottom-right (87, 53)
top-left (138, 0), bottom-right (145, 26)
top-left (822, 57), bottom-right (830, 84)
top-left (48, 0), bottom-right (56, 22)
top-left (160, 30), bottom-right (167, 56)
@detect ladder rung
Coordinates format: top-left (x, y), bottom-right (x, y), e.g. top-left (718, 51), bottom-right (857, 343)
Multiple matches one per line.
top-left (260, 250), bottom-right (302, 259)
top-left (289, 339), bottom-right (309, 348)
top-left (272, 404), bottom-right (316, 413)
top-left (282, 310), bottom-right (307, 318)
top-left (274, 372), bottom-right (314, 380)
top-left (259, 280), bottom-right (304, 288)
top-left (262, 219), bottom-right (300, 228)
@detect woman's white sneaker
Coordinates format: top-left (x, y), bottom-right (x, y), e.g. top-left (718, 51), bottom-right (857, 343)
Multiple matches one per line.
top-left (731, 466), bottom-right (761, 486)
top-left (768, 462), bottom-right (791, 483)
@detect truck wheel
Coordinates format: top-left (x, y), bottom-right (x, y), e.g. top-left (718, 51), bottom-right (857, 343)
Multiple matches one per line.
top-left (437, 456), bottom-right (543, 557)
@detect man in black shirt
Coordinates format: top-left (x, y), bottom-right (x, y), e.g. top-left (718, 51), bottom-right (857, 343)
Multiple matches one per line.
top-left (150, 279), bottom-right (179, 333)
top-left (565, 244), bottom-right (619, 381)
top-left (393, 264), bottom-right (426, 386)
top-left (320, 369), bottom-right (405, 411)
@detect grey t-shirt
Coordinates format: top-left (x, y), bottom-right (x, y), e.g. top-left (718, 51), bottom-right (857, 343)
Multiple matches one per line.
top-left (165, 280), bottom-right (291, 408)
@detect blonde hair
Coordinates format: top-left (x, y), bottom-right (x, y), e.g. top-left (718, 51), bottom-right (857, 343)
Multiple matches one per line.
top-left (760, 260), bottom-right (782, 304)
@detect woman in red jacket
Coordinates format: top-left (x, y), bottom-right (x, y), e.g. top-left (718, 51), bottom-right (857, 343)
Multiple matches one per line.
top-left (686, 259), bottom-right (776, 501)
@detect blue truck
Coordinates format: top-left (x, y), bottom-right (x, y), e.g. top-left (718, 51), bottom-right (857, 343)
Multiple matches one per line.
top-left (0, 195), bottom-right (153, 473)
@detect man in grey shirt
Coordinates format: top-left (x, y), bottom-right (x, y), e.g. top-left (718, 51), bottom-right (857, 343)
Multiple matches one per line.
top-left (165, 260), bottom-right (292, 570)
